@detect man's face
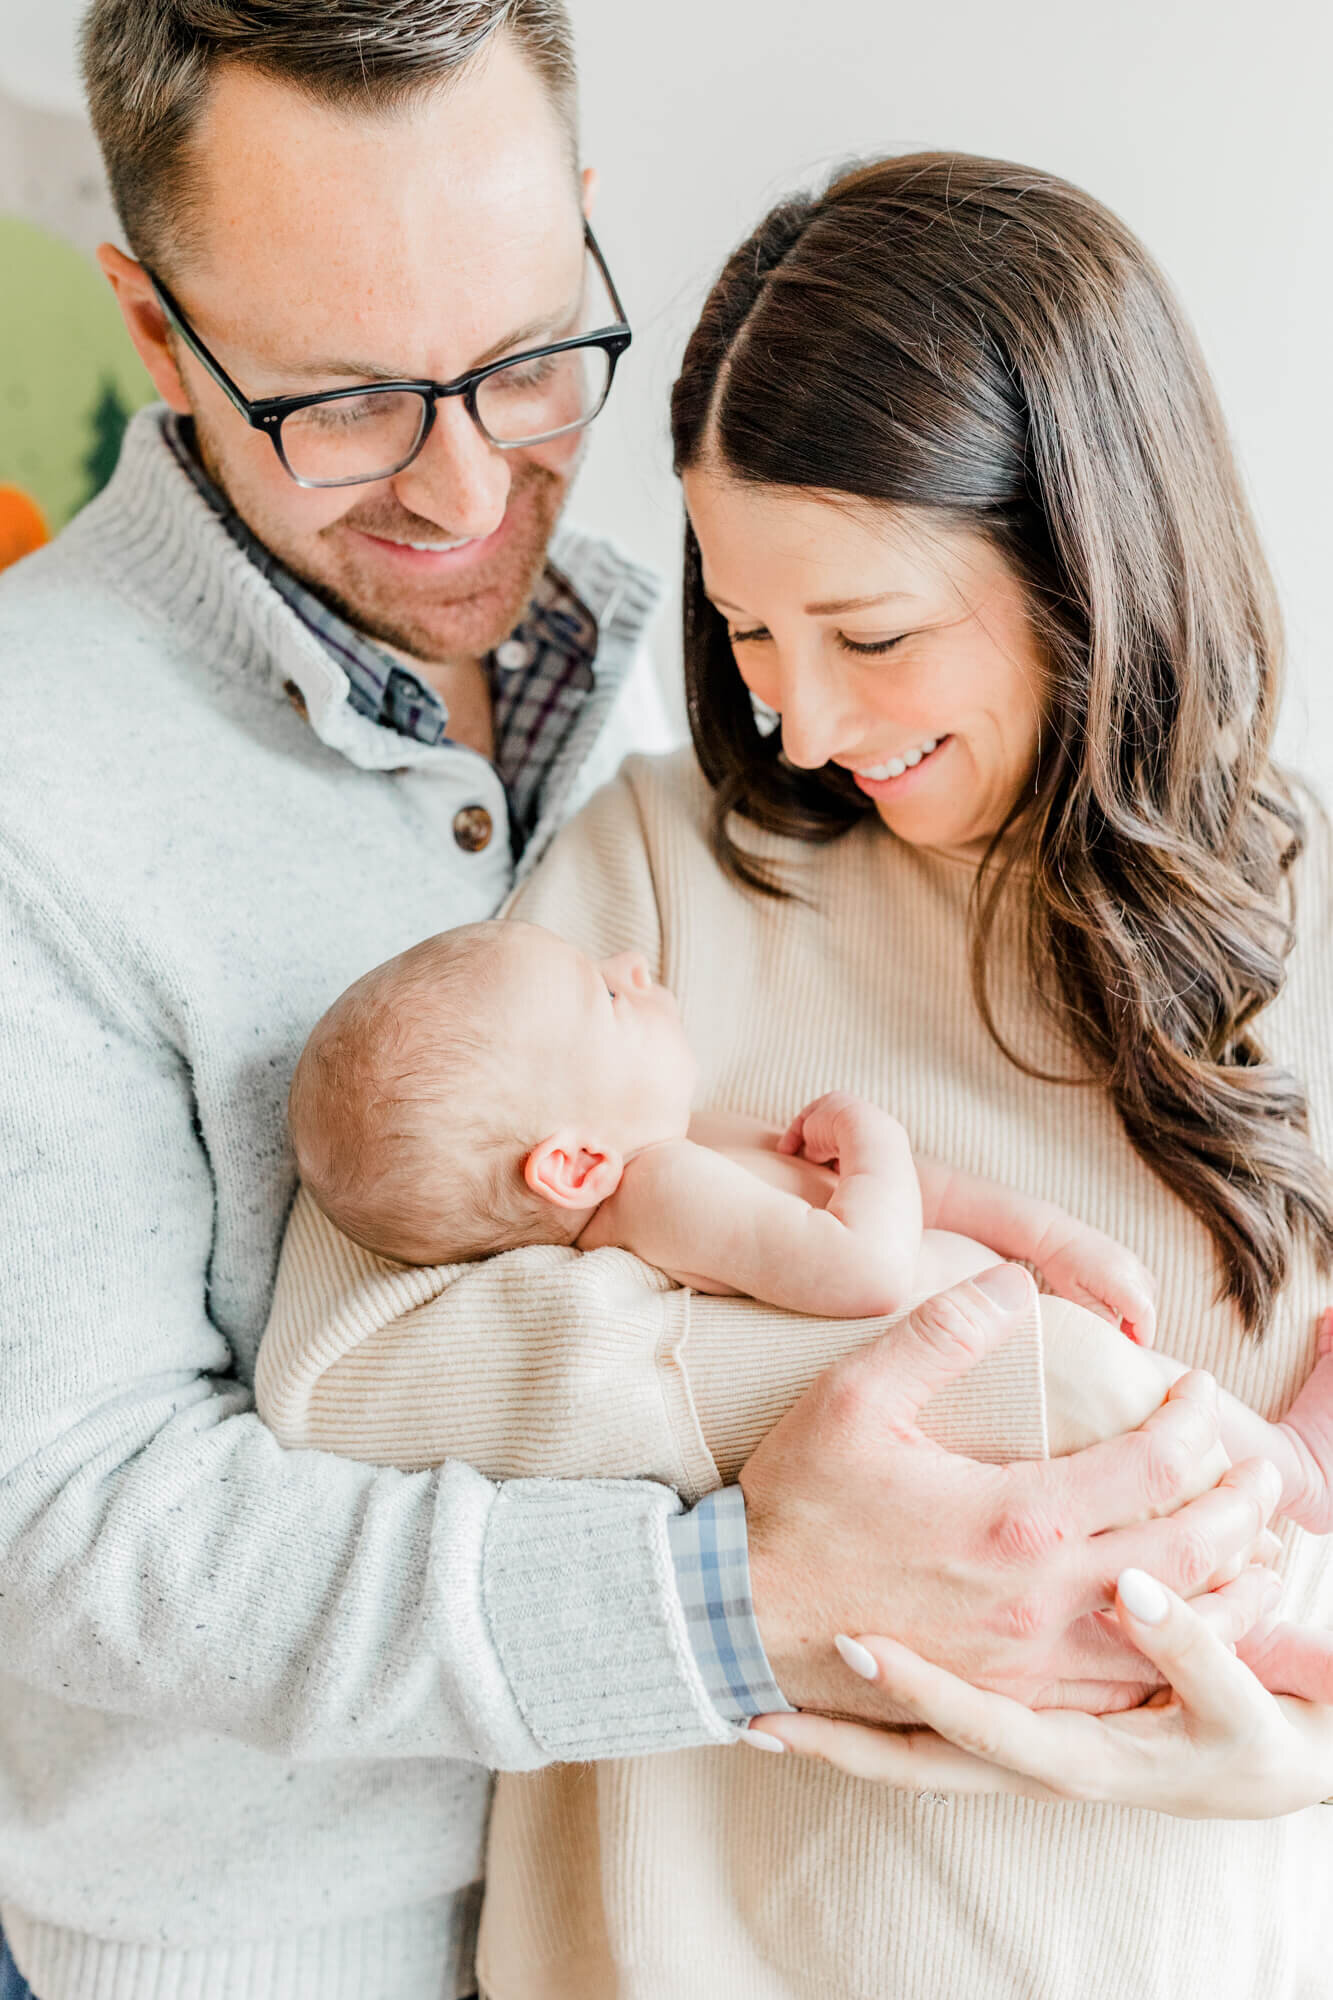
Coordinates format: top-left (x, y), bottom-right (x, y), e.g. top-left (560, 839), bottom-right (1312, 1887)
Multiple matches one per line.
top-left (140, 37), bottom-right (592, 662)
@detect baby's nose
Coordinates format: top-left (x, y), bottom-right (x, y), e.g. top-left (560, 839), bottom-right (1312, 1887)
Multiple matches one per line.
top-left (604, 950), bottom-right (651, 991)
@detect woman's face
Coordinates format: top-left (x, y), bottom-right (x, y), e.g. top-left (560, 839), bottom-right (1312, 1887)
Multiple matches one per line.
top-left (682, 467), bottom-right (1049, 851)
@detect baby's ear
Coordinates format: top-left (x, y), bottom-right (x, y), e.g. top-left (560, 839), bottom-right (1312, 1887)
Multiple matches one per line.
top-left (524, 1133), bottom-right (624, 1211)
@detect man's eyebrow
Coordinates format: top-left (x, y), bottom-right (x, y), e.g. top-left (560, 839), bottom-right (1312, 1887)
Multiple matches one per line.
top-left (706, 588), bottom-right (919, 617)
top-left (275, 298), bottom-right (584, 387)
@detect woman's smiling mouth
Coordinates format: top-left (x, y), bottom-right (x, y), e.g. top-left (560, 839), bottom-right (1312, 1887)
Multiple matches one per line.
top-left (844, 735), bottom-right (952, 790)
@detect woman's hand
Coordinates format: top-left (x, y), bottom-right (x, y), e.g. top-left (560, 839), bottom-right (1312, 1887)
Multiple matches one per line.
top-left (748, 1561), bottom-right (1333, 1820)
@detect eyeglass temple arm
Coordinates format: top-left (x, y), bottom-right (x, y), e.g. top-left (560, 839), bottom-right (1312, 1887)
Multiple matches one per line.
top-left (582, 222), bottom-right (630, 330)
top-left (144, 269), bottom-right (255, 420)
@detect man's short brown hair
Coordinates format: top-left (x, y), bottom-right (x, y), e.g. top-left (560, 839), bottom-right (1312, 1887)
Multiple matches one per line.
top-left (81, 0), bottom-right (578, 273)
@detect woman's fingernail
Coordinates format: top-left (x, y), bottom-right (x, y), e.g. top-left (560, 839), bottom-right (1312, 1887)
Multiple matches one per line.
top-left (834, 1633), bottom-right (879, 1680)
top-left (1117, 1568), bottom-right (1169, 1626)
top-left (739, 1726), bottom-right (786, 1753)
top-left (974, 1263), bottom-right (1031, 1309)
top-left (1257, 1460), bottom-right (1284, 1512)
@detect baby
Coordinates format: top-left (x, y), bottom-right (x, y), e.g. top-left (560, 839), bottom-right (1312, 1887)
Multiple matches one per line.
top-left (288, 917), bottom-right (1333, 1533)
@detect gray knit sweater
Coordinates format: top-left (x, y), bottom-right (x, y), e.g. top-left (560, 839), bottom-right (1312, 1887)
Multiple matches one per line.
top-left (0, 411), bottom-right (722, 2000)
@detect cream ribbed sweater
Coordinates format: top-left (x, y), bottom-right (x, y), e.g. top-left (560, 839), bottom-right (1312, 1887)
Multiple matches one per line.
top-left (258, 749), bottom-right (1333, 2000)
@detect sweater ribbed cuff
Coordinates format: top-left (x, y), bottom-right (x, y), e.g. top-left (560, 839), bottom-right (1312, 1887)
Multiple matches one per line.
top-left (480, 1479), bottom-right (735, 1759)
top-left (1, 1891), bottom-right (479, 2000)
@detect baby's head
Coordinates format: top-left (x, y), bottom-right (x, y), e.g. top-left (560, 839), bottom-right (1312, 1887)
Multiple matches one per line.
top-left (288, 920), bottom-right (698, 1265)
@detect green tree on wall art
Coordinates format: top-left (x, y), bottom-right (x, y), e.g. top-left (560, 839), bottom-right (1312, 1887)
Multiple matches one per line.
top-left (0, 214), bottom-right (155, 533)
top-left (82, 376), bottom-right (133, 504)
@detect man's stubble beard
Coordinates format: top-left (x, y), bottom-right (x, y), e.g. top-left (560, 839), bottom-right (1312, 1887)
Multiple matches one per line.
top-left (192, 414), bottom-right (572, 664)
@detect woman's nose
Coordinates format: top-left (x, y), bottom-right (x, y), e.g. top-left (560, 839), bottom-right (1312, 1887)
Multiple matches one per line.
top-left (776, 668), bottom-right (848, 772)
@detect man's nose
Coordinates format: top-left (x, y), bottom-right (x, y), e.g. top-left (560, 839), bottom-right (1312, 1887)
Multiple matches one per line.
top-left (389, 395), bottom-right (512, 541)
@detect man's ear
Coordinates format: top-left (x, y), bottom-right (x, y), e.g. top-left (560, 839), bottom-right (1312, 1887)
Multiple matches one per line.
top-left (524, 1132), bottom-right (623, 1210)
top-left (96, 244), bottom-right (191, 413)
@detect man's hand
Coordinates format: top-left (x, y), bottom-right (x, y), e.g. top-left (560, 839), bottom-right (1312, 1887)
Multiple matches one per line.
top-left (740, 1265), bottom-right (1279, 1720)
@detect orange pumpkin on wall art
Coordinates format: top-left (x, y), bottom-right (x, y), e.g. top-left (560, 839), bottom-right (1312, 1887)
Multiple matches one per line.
top-left (0, 485), bottom-right (50, 572)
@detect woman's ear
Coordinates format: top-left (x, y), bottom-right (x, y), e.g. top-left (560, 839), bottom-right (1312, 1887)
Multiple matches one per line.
top-left (96, 244), bottom-right (192, 413)
top-left (524, 1133), bottom-right (624, 1211)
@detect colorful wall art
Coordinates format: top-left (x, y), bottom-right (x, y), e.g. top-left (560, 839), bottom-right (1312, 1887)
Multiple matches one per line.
top-left (0, 76), bottom-right (156, 569)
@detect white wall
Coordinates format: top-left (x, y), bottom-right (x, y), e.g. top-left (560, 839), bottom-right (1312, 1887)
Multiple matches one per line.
top-left (567, 0), bottom-right (1333, 780)
top-left (4, 0), bottom-right (1330, 778)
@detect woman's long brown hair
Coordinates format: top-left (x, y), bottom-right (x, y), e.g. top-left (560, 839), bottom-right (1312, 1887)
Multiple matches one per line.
top-left (671, 152), bottom-right (1333, 1333)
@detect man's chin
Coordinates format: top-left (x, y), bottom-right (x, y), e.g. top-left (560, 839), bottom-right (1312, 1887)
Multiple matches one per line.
top-left (348, 575), bottom-right (529, 664)
top-left (322, 497), bottom-right (563, 661)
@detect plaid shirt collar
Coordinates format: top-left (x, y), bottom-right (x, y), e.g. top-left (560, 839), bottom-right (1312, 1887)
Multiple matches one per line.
top-left (163, 416), bottom-right (598, 850)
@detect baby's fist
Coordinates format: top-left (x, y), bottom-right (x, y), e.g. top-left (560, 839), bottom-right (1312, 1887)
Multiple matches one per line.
top-left (777, 1091), bottom-right (893, 1170)
top-left (1039, 1228), bottom-right (1158, 1347)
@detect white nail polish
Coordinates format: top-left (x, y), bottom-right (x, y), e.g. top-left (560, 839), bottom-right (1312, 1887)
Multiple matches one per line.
top-left (739, 1727), bottom-right (787, 1753)
top-left (1117, 1568), bottom-right (1169, 1625)
top-left (834, 1633), bottom-right (879, 1681)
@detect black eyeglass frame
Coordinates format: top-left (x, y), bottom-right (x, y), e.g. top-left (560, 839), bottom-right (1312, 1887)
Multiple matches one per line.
top-left (144, 222), bottom-right (632, 489)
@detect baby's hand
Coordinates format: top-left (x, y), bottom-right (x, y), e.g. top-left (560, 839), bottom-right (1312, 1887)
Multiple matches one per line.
top-left (1037, 1225), bottom-right (1158, 1347)
top-left (777, 1091), bottom-right (905, 1174)
top-left (1262, 1307), bottom-right (1333, 1534)
top-left (1239, 1616), bottom-right (1333, 1703)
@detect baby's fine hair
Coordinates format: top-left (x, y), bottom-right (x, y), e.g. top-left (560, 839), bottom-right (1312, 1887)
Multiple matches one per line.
top-left (288, 921), bottom-right (569, 1265)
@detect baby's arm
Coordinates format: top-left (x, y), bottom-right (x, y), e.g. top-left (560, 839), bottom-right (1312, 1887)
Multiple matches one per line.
top-left (1252, 1313), bottom-right (1333, 1534)
top-left (596, 1096), bottom-right (923, 1318)
top-left (916, 1156), bottom-right (1158, 1345)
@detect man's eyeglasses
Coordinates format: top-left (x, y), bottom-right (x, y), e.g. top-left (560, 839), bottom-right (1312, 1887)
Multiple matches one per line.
top-left (144, 224), bottom-right (631, 489)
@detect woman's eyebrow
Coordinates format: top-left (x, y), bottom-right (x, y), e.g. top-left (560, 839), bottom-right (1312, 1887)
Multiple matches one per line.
top-left (706, 588), bottom-right (919, 617)
top-left (802, 589), bottom-right (919, 615)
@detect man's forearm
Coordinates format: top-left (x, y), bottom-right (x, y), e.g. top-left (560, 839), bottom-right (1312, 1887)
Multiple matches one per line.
top-left (0, 883), bottom-right (728, 1774)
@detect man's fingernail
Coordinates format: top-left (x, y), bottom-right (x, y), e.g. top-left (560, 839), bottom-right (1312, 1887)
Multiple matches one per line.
top-left (974, 1263), bottom-right (1031, 1309)
top-left (834, 1633), bottom-right (880, 1680)
top-left (739, 1726), bottom-right (786, 1753)
top-left (1117, 1568), bottom-right (1169, 1626)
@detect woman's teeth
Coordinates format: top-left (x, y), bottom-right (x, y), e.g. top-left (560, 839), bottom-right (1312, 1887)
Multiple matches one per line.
top-left (855, 738), bottom-right (940, 781)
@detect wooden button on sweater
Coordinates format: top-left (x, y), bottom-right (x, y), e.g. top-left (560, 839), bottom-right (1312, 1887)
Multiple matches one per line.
top-left (452, 804), bottom-right (494, 853)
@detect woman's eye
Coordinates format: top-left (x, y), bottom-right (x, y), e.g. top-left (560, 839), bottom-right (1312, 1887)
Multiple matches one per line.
top-left (728, 627), bottom-right (770, 647)
top-left (839, 632), bottom-right (908, 658)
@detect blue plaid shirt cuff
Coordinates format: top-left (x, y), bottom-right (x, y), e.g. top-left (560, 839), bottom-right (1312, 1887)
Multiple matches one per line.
top-left (666, 1485), bottom-right (795, 1724)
